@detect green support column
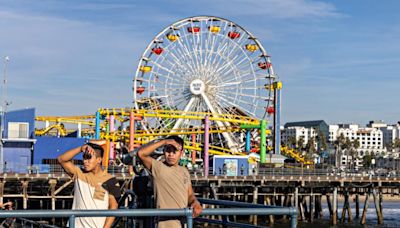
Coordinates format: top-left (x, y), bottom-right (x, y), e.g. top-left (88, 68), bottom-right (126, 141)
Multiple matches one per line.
top-left (260, 120), bottom-right (267, 163)
top-left (241, 119), bottom-right (268, 164)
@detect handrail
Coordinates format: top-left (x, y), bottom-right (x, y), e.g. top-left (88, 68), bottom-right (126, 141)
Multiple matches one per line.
top-left (0, 207), bottom-right (298, 228)
top-left (198, 198), bottom-right (281, 208)
top-left (197, 198), bottom-right (297, 228)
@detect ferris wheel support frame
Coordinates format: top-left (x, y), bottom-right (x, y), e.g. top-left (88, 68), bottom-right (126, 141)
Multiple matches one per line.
top-left (201, 92), bottom-right (239, 152)
top-left (171, 96), bottom-right (197, 131)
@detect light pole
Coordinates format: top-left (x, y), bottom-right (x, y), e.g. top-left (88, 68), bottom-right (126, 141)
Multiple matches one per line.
top-left (0, 56), bottom-right (10, 173)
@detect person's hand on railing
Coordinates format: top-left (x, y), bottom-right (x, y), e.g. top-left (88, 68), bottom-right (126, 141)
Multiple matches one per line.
top-left (0, 201), bottom-right (13, 210)
top-left (191, 200), bottom-right (202, 218)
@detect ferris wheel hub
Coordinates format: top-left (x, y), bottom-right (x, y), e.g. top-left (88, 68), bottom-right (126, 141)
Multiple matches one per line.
top-left (189, 79), bottom-right (206, 95)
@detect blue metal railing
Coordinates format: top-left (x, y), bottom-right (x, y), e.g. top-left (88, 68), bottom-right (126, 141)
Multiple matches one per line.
top-left (197, 198), bottom-right (297, 228)
top-left (199, 198), bottom-right (281, 208)
top-left (0, 207), bottom-right (298, 228)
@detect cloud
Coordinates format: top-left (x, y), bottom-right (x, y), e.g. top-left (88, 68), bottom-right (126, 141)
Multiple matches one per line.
top-left (165, 0), bottom-right (341, 19)
top-left (0, 7), bottom-right (148, 115)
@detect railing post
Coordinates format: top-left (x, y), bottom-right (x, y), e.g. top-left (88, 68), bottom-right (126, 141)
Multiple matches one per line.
top-left (185, 208), bottom-right (193, 228)
top-left (203, 116), bottom-right (210, 177)
top-left (290, 214), bottom-right (297, 228)
top-left (69, 215), bottom-right (75, 228)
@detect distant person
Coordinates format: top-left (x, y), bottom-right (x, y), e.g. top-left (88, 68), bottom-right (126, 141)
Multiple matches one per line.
top-left (0, 201), bottom-right (15, 227)
top-left (240, 164), bottom-right (245, 176)
top-left (223, 163), bottom-right (227, 175)
top-left (58, 141), bottom-right (120, 228)
top-left (137, 136), bottom-right (202, 228)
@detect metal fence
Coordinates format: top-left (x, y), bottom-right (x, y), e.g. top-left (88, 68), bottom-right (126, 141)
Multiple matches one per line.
top-left (0, 207), bottom-right (298, 228)
top-left (5, 163), bottom-right (400, 179)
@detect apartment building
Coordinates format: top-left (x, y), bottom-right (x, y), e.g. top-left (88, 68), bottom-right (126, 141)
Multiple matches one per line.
top-left (329, 124), bottom-right (385, 168)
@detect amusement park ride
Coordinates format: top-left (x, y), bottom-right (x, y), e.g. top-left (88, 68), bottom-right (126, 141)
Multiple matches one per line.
top-left (35, 16), bottom-right (313, 167)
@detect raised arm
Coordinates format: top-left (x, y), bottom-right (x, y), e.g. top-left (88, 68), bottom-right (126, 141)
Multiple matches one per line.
top-left (137, 138), bottom-right (181, 170)
top-left (57, 145), bottom-right (83, 176)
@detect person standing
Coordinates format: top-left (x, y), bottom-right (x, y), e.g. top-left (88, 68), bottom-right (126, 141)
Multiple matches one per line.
top-left (137, 136), bottom-right (202, 228)
top-left (58, 141), bottom-right (120, 228)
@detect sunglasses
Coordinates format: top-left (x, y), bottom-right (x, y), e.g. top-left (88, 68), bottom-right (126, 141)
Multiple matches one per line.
top-left (164, 144), bottom-right (179, 153)
top-left (83, 153), bottom-right (92, 160)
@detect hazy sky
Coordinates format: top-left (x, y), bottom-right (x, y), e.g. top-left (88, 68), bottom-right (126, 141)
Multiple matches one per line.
top-left (0, 0), bottom-right (399, 125)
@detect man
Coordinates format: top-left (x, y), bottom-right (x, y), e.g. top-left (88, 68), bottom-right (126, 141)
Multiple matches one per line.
top-left (137, 136), bottom-right (202, 228)
top-left (57, 141), bottom-right (120, 228)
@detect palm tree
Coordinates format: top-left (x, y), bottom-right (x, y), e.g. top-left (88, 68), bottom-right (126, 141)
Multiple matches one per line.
top-left (334, 134), bottom-right (346, 168)
top-left (298, 136), bottom-right (305, 150)
top-left (287, 136), bottom-right (297, 148)
top-left (363, 154), bottom-right (373, 169)
top-left (305, 136), bottom-right (317, 161)
top-left (394, 138), bottom-right (400, 152)
top-left (316, 129), bottom-right (328, 152)
top-left (351, 139), bottom-right (360, 169)
top-left (385, 142), bottom-right (394, 152)
top-left (344, 138), bottom-right (352, 169)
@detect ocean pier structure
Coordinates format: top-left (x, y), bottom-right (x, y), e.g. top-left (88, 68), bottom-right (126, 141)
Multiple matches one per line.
top-left (191, 167), bottom-right (394, 225)
top-left (0, 166), bottom-right (398, 226)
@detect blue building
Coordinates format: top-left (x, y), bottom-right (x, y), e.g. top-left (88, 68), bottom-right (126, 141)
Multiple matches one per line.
top-left (34, 136), bottom-right (85, 164)
top-left (1, 108), bottom-right (36, 173)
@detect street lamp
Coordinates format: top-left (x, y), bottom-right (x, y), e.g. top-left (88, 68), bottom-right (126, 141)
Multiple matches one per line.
top-left (0, 56), bottom-right (10, 173)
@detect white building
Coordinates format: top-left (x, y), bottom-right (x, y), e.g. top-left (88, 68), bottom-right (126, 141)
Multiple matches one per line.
top-left (281, 126), bottom-right (317, 148)
top-left (365, 120), bottom-right (400, 157)
top-left (367, 120), bottom-right (387, 128)
top-left (329, 124), bottom-right (385, 168)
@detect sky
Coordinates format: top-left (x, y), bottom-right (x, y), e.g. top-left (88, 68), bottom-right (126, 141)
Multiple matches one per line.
top-left (0, 0), bottom-right (399, 126)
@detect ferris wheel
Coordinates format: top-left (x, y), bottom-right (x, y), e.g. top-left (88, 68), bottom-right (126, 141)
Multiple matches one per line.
top-left (133, 16), bottom-right (277, 151)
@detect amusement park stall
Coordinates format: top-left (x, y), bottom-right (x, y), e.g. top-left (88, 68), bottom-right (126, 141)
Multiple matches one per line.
top-left (212, 155), bottom-right (256, 176)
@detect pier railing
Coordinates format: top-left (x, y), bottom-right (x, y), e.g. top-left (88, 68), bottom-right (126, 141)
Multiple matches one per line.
top-left (5, 163), bottom-right (400, 179)
top-left (0, 207), bottom-right (298, 228)
top-left (197, 198), bottom-right (297, 227)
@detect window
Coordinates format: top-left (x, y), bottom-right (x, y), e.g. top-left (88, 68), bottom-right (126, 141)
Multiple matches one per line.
top-left (7, 122), bottom-right (29, 139)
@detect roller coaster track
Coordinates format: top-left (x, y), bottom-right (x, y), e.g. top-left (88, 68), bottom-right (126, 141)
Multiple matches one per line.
top-left (35, 115), bottom-right (95, 125)
top-left (96, 108), bottom-right (260, 125)
top-left (127, 139), bottom-right (246, 157)
top-left (35, 124), bottom-right (68, 137)
top-left (35, 108), bottom-right (259, 136)
top-left (250, 146), bottom-right (314, 165)
top-left (280, 146), bottom-right (314, 165)
top-left (35, 110), bottom-right (313, 164)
